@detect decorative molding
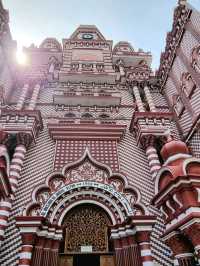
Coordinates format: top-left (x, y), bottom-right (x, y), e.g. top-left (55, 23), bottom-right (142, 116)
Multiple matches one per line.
top-left (157, 4), bottom-right (192, 88)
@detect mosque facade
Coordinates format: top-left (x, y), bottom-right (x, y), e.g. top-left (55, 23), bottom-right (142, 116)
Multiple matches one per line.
top-left (0, 0), bottom-right (200, 265)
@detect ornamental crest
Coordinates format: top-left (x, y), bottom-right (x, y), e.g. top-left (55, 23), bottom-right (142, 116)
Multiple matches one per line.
top-left (65, 159), bottom-right (108, 183)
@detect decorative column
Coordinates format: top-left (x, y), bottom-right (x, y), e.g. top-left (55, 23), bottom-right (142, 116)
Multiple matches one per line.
top-left (0, 131), bottom-right (11, 247)
top-left (144, 86), bottom-right (157, 112)
top-left (51, 227), bottom-right (63, 266)
top-left (133, 86), bottom-right (145, 112)
top-left (9, 133), bottom-right (32, 194)
top-left (111, 230), bottom-right (123, 266)
top-left (28, 82), bottom-right (41, 110)
top-left (16, 216), bottom-right (44, 266)
top-left (137, 231), bottom-right (154, 266)
top-left (19, 233), bottom-right (36, 266)
top-left (0, 198), bottom-right (12, 246)
top-left (31, 226), bottom-right (48, 266)
top-left (141, 135), bottom-right (161, 180)
top-left (51, 239), bottom-right (60, 266)
top-left (31, 225), bottom-right (62, 266)
top-left (125, 227), bottom-right (142, 266)
top-left (118, 228), bottom-right (129, 266)
top-left (42, 226), bottom-right (56, 266)
top-left (16, 83), bottom-right (29, 110)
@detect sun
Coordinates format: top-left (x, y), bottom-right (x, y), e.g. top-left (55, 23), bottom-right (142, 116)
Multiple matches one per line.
top-left (16, 49), bottom-right (27, 65)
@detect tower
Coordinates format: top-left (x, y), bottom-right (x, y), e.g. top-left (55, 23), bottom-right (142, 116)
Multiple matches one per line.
top-left (0, 1), bottom-right (200, 266)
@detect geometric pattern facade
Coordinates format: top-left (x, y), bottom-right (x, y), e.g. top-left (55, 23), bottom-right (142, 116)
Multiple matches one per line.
top-left (0, 1), bottom-right (200, 266)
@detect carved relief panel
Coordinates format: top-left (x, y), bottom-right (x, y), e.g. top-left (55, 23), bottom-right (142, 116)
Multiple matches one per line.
top-left (63, 205), bottom-right (110, 253)
top-left (65, 159), bottom-right (108, 183)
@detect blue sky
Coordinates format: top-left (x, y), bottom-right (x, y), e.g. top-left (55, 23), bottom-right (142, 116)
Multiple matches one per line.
top-left (3, 0), bottom-right (200, 70)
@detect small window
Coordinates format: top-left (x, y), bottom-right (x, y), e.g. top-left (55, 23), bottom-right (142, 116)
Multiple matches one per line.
top-left (99, 113), bottom-right (110, 119)
top-left (81, 113), bottom-right (93, 119)
top-left (65, 112), bottom-right (76, 118)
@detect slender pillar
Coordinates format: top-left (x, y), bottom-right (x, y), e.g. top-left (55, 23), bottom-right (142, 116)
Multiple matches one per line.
top-left (144, 86), bottom-right (156, 112)
top-left (9, 145), bottom-right (26, 193)
top-left (137, 231), bottom-right (154, 266)
top-left (28, 83), bottom-right (41, 110)
top-left (0, 132), bottom-right (9, 175)
top-left (16, 217), bottom-right (44, 266)
top-left (119, 229), bottom-right (128, 266)
top-left (16, 83), bottom-right (29, 110)
top-left (9, 133), bottom-right (32, 194)
top-left (0, 137), bottom-right (11, 248)
top-left (141, 135), bottom-right (161, 180)
top-left (133, 86), bottom-right (145, 112)
top-left (51, 239), bottom-right (60, 266)
top-left (139, 241), bottom-right (154, 266)
top-left (31, 226), bottom-right (48, 266)
top-left (146, 146), bottom-right (161, 179)
top-left (0, 134), bottom-right (32, 248)
top-left (18, 233), bottom-right (35, 266)
top-left (42, 227), bottom-right (55, 266)
top-left (126, 228), bottom-right (142, 266)
top-left (0, 198), bottom-right (12, 246)
top-left (31, 236), bottom-right (46, 266)
top-left (111, 230), bottom-right (123, 266)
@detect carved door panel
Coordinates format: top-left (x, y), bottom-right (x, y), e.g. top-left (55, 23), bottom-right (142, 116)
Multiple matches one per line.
top-left (63, 204), bottom-right (110, 253)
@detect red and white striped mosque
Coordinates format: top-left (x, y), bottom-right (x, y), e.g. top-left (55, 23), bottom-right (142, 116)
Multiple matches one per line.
top-left (0, 0), bottom-right (200, 265)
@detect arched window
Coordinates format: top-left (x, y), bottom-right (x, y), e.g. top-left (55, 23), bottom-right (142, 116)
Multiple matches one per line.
top-left (65, 112), bottom-right (76, 118)
top-left (81, 113), bottom-right (93, 119)
top-left (99, 113), bottom-right (110, 119)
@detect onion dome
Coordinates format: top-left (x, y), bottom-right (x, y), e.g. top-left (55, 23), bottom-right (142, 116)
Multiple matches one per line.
top-left (161, 139), bottom-right (189, 162)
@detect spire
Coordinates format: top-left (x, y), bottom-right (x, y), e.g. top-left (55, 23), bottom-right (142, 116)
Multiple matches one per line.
top-left (178, 0), bottom-right (187, 6)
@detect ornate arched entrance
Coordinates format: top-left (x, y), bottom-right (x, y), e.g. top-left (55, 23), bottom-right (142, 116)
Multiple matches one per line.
top-left (15, 151), bottom-right (156, 266)
top-left (59, 203), bottom-right (114, 266)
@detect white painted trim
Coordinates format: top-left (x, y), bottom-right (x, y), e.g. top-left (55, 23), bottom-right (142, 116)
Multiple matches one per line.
top-left (41, 181), bottom-right (134, 218)
top-left (155, 178), bottom-right (200, 203)
top-left (142, 262), bottom-right (154, 266)
top-left (0, 201), bottom-right (11, 208)
top-left (57, 199), bottom-right (117, 226)
top-left (19, 252), bottom-right (32, 259)
top-left (175, 253), bottom-right (193, 258)
top-left (164, 154), bottom-right (191, 166)
top-left (165, 211), bottom-right (200, 232)
top-left (182, 157), bottom-right (200, 175)
top-left (141, 249), bottom-right (151, 256)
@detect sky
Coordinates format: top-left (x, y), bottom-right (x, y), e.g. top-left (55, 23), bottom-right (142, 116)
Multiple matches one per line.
top-left (3, 0), bottom-right (200, 70)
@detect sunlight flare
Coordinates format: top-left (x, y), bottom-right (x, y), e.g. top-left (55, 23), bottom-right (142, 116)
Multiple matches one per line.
top-left (16, 49), bottom-right (27, 65)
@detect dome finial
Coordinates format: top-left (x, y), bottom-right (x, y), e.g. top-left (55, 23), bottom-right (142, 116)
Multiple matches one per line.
top-left (178, 0), bottom-right (187, 6)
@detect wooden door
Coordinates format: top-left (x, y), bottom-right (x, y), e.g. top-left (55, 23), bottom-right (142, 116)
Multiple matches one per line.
top-left (59, 255), bottom-right (73, 266)
top-left (100, 255), bottom-right (115, 266)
